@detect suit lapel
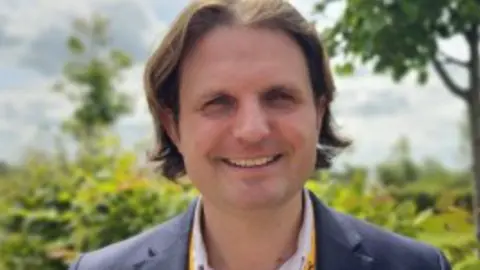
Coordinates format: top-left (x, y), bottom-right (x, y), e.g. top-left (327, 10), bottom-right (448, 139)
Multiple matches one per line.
top-left (309, 191), bottom-right (374, 270)
top-left (129, 200), bottom-right (198, 270)
top-left (139, 241), bottom-right (189, 270)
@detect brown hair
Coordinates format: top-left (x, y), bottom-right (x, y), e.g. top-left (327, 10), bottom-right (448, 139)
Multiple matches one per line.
top-left (144, 0), bottom-right (350, 180)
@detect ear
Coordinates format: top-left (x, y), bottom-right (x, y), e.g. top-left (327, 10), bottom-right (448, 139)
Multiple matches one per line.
top-left (315, 95), bottom-right (327, 131)
top-left (158, 106), bottom-right (181, 149)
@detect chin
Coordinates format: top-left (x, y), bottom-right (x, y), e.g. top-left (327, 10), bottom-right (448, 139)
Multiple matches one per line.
top-left (226, 185), bottom-right (291, 210)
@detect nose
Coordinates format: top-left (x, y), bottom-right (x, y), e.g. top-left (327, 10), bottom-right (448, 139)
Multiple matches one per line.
top-left (232, 100), bottom-right (271, 144)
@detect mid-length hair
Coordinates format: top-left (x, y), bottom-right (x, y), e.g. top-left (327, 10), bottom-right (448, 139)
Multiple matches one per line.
top-left (144, 0), bottom-right (350, 180)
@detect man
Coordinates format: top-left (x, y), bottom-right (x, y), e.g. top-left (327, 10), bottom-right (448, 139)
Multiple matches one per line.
top-left (69, 0), bottom-right (452, 269)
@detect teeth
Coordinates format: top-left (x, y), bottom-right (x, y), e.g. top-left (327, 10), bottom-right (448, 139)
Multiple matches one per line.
top-left (227, 156), bottom-right (276, 167)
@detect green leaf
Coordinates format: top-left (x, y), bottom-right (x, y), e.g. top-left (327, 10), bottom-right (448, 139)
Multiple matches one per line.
top-left (110, 50), bottom-right (132, 69)
top-left (413, 209), bottom-right (434, 227)
top-left (334, 62), bottom-right (355, 76)
top-left (67, 36), bottom-right (84, 54)
top-left (454, 255), bottom-right (480, 270)
top-left (417, 70), bottom-right (429, 84)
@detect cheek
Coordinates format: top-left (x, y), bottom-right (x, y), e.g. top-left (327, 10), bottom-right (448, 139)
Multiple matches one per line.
top-left (178, 116), bottom-right (225, 162)
top-left (280, 108), bottom-right (319, 143)
top-left (277, 109), bottom-right (319, 165)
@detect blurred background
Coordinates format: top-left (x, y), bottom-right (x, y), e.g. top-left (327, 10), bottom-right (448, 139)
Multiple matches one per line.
top-left (0, 0), bottom-right (477, 269)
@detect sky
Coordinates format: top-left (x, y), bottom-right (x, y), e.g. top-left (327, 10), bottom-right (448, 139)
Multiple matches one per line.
top-left (0, 0), bottom-right (468, 170)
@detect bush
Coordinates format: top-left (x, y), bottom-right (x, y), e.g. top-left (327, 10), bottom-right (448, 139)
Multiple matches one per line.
top-left (0, 137), bottom-right (196, 269)
top-left (306, 176), bottom-right (479, 269)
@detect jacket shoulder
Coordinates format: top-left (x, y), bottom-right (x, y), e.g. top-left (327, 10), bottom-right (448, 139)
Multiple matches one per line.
top-left (335, 211), bottom-right (450, 269)
top-left (68, 213), bottom-right (188, 270)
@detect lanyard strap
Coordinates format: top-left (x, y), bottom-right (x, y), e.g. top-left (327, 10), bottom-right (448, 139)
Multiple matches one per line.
top-left (189, 232), bottom-right (195, 270)
top-left (188, 223), bottom-right (316, 270)
top-left (303, 224), bottom-right (316, 270)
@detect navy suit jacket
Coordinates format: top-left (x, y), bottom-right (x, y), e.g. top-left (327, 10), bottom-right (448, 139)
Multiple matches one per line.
top-left (68, 191), bottom-right (451, 270)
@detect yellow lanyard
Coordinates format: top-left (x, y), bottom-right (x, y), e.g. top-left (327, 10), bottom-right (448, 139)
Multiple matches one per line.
top-left (304, 225), bottom-right (316, 270)
top-left (188, 224), bottom-right (316, 270)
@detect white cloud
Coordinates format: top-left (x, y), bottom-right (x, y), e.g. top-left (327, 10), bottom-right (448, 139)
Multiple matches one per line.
top-left (0, 0), bottom-right (166, 75)
top-left (332, 70), bottom-right (466, 168)
top-left (117, 63), bottom-right (153, 127)
top-left (0, 63), bottom-right (155, 161)
top-left (0, 77), bottom-right (68, 160)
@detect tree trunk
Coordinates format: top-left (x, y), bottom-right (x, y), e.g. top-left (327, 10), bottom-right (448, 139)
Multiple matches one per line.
top-left (466, 23), bottom-right (480, 256)
top-left (468, 95), bottom-right (480, 255)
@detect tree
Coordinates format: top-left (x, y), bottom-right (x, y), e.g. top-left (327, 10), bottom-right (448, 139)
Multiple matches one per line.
top-left (0, 160), bottom-right (11, 176)
top-left (313, 0), bottom-right (480, 249)
top-left (376, 137), bottom-right (419, 187)
top-left (54, 14), bottom-right (133, 146)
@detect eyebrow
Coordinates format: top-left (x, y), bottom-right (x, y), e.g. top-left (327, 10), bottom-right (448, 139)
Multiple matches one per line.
top-left (196, 89), bottom-right (228, 103)
top-left (263, 84), bottom-right (298, 93)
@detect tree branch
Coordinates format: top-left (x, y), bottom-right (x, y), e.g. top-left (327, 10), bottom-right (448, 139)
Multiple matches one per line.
top-left (314, 0), bottom-right (342, 12)
top-left (432, 57), bottom-right (468, 101)
top-left (438, 50), bottom-right (469, 67)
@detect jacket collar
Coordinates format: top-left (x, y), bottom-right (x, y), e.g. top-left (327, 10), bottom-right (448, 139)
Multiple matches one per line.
top-left (308, 190), bottom-right (374, 270)
top-left (132, 190), bottom-right (374, 270)
top-left (129, 203), bottom-right (194, 270)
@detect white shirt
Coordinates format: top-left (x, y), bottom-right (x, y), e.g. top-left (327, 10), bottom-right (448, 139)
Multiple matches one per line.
top-left (191, 189), bottom-right (315, 270)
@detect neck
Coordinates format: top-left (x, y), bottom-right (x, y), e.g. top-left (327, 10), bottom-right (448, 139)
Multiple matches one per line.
top-left (200, 191), bottom-right (304, 270)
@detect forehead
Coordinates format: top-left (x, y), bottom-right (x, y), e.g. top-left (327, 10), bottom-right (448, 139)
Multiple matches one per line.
top-left (179, 25), bottom-right (311, 96)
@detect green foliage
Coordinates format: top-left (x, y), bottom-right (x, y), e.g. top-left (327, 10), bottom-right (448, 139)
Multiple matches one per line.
top-left (376, 137), bottom-right (420, 187)
top-left (307, 176), bottom-right (479, 269)
top-left (53, 14), bottom-right (134, 143)
top-left (374, 137), bottom-right (472, 212)
top-left (0, 135), bottom-right (196, 270)
top-left (314, 0), bottom-right (480, 84)
top-left (0, 161), bottom-right (14, 176)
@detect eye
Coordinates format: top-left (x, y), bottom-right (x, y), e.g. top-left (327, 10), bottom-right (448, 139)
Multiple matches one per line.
top-left (263, 87), bottom-right (296, 106)
top-left (202, 95), bottom-right (234, 115)
top-left (205, 95), bottom-right (232, 107)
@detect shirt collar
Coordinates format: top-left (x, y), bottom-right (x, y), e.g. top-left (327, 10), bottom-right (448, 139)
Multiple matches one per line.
top-left (191, 188), bottom-right (315, 270)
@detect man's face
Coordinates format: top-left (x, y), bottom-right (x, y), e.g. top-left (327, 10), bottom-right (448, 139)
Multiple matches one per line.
top-left (170, 25), bottom-right (325, 210)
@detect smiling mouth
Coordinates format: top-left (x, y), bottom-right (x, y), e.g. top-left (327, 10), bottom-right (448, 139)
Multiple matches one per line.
top-left (222, 154), bottom-right (282, 168)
